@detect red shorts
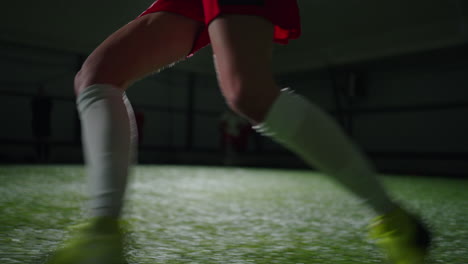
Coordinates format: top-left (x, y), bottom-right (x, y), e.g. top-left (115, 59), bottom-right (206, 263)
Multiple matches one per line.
top-left (138, 0), bottom-right (301, 57)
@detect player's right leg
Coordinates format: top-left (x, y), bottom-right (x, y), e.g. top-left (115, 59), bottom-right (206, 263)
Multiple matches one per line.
top-left (46, 11), bottom-right (202, 264)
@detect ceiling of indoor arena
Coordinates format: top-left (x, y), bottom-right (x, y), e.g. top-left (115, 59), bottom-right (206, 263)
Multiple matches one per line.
top-left (1, 0), bottom-right (467, 74)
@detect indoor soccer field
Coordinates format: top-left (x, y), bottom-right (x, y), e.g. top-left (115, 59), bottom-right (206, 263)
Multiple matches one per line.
top-left (0, 165), bottom-right (467, 264)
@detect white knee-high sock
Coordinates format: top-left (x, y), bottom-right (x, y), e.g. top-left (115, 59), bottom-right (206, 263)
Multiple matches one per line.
top-left (254, 88), bottom-right (395, 214)
top-left (77, 84), bottom-right (137, 218)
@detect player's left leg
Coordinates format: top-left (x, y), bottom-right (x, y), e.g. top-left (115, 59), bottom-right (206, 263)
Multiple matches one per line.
top-left (208, 14), bottom-right (431, 264)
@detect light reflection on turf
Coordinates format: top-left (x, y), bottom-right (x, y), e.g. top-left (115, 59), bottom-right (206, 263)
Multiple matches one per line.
top-left (0, 166), bottom-right (467, 263)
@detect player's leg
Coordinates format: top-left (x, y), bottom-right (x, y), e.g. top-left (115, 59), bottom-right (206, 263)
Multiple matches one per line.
top-left (208, 14), bottom-right (430, 264)
top-left (208, 15), bottom-right (278, 123)
top-left (74, 13), bottom-right (202, 93)
top-left (46, 12), bottom-right (202, 264)
top-left (208, 15), bottom-right (395, 213)
top-left (74, 11), bottom-right (201, 219)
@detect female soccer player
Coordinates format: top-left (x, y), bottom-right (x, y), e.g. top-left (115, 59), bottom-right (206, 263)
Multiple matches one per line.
top-left (47, 0), bottom-right (431, 263)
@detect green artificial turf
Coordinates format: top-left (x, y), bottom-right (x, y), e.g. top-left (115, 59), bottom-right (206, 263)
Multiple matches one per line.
top-left (0, 165), bottom-right (467, 264)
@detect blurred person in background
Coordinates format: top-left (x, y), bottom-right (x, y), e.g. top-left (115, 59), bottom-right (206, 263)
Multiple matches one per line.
top-left (220, 108), bottom-right (251, 165)
top-left (31, 85), bottom-right (53, 163)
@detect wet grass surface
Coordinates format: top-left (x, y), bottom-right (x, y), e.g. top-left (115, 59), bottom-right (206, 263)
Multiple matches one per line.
top-left (0, 165), bottom-right (467, 264)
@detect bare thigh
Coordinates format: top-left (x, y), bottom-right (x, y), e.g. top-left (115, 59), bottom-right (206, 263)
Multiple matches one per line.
top-left (208, 15), bottom-right (279, 123)
top-left (75, 12), bottom-right (202, 94)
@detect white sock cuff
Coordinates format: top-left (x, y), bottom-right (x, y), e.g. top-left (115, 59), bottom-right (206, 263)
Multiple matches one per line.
top-left (253, 88), bottom-right (309, 140)
top-left (77, 84), bottom-right (125, 114)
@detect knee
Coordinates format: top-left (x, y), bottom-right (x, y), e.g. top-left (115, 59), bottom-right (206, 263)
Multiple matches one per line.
top-left (73, 69), bottom-right (86, 95)
top-left (224, 85), bottom-right (255, 117)
top-left (73, 59), bottom-right (128, 96)
top-left (73, 62), bottom-right (102, 96)
top-left (220, 78), bottom-right (279, 123)
top-left (73, 67), bottom-right (128, 96)
top-left (73, 64), bottom-right (103, 96)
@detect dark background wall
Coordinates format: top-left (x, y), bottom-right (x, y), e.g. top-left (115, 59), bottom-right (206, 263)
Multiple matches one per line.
top-left (1, 0), bottom-right (468, 176)
top-left (1, 41), bottom-right (467, 177)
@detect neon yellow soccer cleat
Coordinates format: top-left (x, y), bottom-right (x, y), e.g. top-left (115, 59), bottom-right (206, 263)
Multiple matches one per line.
top-left (369, 207), bottom-right (431, 264)
top-left (45, 217), bottom-right (127, 264)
